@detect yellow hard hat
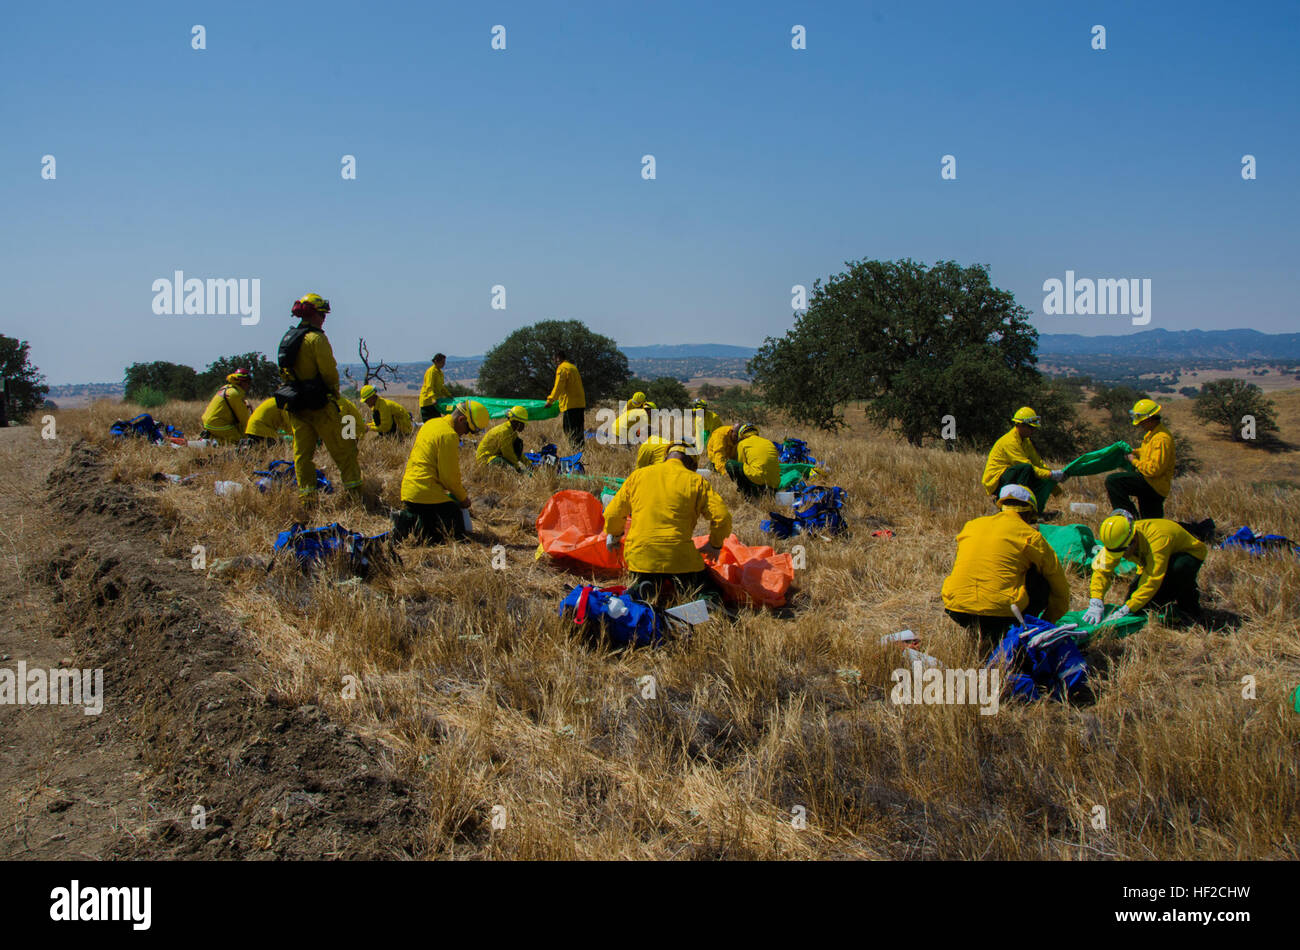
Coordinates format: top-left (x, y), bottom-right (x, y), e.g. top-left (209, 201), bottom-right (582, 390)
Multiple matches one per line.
top-left (643, 401), bottom-right (657, 411)
top-left (629, 391), bottom-right (646, 407)
top-left (457, 400), bottom-right (491, 433)
top-left (737, 422), bottom-right (758, 440)
top-left (1100, 513), bottom-right (1136, 551)
top-left (1130, 398), bottom-right (1162, 425)
top-left (692, 397), bottom-right (707, 409)
top-left (1011, 407), bottom-right (1041, 428)
top-left (507, 405), bottom-right (528, 424)
top-left (359, 384), bottom-right (377, 401)
top-left (996, 483), bottom-right (1038, 512)
top-left (293, 292), bottom-right (330, 315)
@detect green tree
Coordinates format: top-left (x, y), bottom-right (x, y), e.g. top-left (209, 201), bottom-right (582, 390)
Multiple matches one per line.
top-left (625, 376), bottom-right (691, 409)
top-left (477, 319), bottom-right (629, 402)
top-left (124, 361), bottom-right (199, 402)
top-left (696, 384), bottom-right (768, 424)
top-left (197, 353), bottom-right (280, 398)
top-left (749, 259), bottom-right (1039, 443)
top-left (1194, 378), bottom-right (1279, 443)
top-left (0, 335), bottom-right (50, 423)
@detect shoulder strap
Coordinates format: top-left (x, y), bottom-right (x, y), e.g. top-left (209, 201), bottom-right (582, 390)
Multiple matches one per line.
top-left (277, 324), bottom-right (317, 378)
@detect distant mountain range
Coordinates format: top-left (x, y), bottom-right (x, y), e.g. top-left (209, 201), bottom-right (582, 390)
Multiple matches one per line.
top-left (1038, 329), bottom-right (1300, 360)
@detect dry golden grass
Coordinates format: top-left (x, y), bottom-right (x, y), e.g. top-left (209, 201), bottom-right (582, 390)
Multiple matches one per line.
top-left (46, 395), bottom-right (1300, 859)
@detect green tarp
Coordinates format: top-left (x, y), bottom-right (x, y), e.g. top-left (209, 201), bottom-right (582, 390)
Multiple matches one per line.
top-left (435, 397), bottom-right (559, 421)
top-left (1062, 441), bottom-right (1133, 478)
top-left (1039, 523), bottom-right (1137, 575)
top-left (1058, 604), bottom-right (1147, 641)
top-left (779, 462), bottom-right (817, 491)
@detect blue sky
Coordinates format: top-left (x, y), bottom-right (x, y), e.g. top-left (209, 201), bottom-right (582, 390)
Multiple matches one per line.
top-left (3, 0), bottom-right (1296, 383)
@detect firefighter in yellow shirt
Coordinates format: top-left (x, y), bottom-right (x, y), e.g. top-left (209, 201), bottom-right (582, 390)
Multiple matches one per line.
top-left (278, 294), bottom-right (362, 497)
top-left (360, 384), bottom-right (413, 438)
top-left (942, 484), bottom-right (1071, 646)
top-left (418, 354), bottom-right (452, 422)
top-left (544, 351), bottom-right (586, 448)
top-left (707, 424), bottom-right (739, 475)
top-left (1106, 399), bottom-right (1176, 519)
top-left (395, 400), bottom-right (490, 543)
top-left (726, 424), bottom-right (780, 500)
top-left (242, 396), bottom-right (291, 446)
top-left (476, 406), bottom-right (528, 471)
top-left (692, 398), bottom-right (722, 446)
top-left (1084, 513), bottom-right (1207, 624)
top-left (612, 401), bottom-right (655, 445)
top-left (199, 369), bottom-right (252, 444)
top-left (603, 442), bottom-right (732, 605)
top-left (636, 434), bottom-right (671, 468)
top-left (981, 407), bottom-right (1065, 514)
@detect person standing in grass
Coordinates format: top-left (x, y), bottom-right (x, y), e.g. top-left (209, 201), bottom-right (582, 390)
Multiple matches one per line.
top-left (1106, 399), bottom-right (1176, 520)
top-left (395, 400), bottom-right (490, 543)
top-left (981, 407), bottom-right (1065, 513)
top-left (279, 293), bottom-right (363, 498)
top-left (418, 353), bottom-right (452, 422)
top-left (544, 350), bottom-right (586, 449)
top-left (604, 442), bottom-right (731, 605)
top-left (200, 369), bottom-right (252, 444)
top-left (942, 484), bottom-right (1072, 648)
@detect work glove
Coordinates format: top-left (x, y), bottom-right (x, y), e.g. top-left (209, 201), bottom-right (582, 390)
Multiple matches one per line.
top-left (1104, 604), bottom-right (1132, 624)
top-left (1050, 470), bottom-right (1066, 482)
top-left (1082, 599), bottom-right (1105, 625)
top-left (605, 533), bottom-right (619, 550)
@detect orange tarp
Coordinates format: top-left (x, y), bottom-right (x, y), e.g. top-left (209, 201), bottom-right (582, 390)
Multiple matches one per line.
top-left (536, 489), bottom-right (626, 571)
top-left (693, 535), bottom-right (794, 607)
top-left (536, 490), bottom-right (795, 606)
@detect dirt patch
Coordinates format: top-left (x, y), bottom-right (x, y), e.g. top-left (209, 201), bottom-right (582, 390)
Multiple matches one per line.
top-left (32, 440), bottom-right (424, 858)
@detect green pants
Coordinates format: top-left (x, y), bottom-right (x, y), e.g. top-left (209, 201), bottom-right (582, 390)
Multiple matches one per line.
top-left (1107, 471), bottom-right (1165, 520)
top-left (1128, 552), bottom-right (1202, 615)
top-left (725, 459), bottom-right (770, 500)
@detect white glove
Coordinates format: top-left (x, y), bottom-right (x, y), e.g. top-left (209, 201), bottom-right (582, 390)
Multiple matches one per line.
top-left (1050, 470), bottom-right (1066, 482)
top-left (605, 534), bottom-right (619, 550)
top-left (1105, 604), bottom-right (1131, 623)
top-left (1082, 599), bottom-right (1105, 625)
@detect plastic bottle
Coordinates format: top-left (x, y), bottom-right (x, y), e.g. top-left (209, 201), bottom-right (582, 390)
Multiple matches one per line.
top-left (214, 480), bottom-right (244, 496)
top-left (605, 598), bottom-right (628, 619)
top-left (1070, 502), bottom-right (1098, 516)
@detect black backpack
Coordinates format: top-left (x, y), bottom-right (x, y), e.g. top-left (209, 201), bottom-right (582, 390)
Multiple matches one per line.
top-left (273, 324), bottom-right (329, 412)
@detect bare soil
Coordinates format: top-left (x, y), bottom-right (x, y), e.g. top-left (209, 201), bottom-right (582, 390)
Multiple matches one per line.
top-left (0, 430), bottom-right (424, 859)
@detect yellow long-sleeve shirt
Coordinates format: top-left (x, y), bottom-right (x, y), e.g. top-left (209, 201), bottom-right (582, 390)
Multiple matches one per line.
top-left (245, 397), bottom-right (290, 440)
top-left (603, 459), bottom-right (732, 574)
top-left (368, 397), bottom-right (413, 436)
top-left (737, 435), bottom-right (781, 489)
top-left (707, 426), bottom-right (737, 474)
top-left (636, 435), bottom-right (670, 468)
top-left (941, 509), bottom-right (1071, 620)
top-left (419, 364), bottom-right (451, 409)
top-left (285, 327), bottom-right (341, 398)
top-left (476, 421), bottom-right (524, 469)
top-left (401, 417), bottom-right (466, 505)
top-left (981, 427), bottom-right (1050, 495)
top-left (546, 361), bottom-right (586, 412)
top-left (200, 385), bottom-right (251, 442)
top-left (613, 407), bottom-right (650, 442)
top-left (1090, 518), bottom-right (1206, 611)
top-left (336, 395), bottom-right (367, 441)
top-left (693, 408), bottom-right (722, 445)
top-left (1132, 422), bottom-right (1176, 497)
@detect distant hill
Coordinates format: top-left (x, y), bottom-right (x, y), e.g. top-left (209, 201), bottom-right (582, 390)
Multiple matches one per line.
top-left (620, 344), bottom-right (757, 359)
top-left (1039, 329), bottom-right (1300, 360)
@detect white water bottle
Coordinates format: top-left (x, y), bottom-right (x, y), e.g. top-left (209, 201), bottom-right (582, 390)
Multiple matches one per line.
top-left (605, 598), bottom-right (628, 619)
top-left (214, 480), bottom-right (244, 496)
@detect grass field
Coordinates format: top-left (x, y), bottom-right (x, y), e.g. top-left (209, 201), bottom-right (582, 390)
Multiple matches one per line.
top-left (43, 389), bottom-right (1300, 859)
